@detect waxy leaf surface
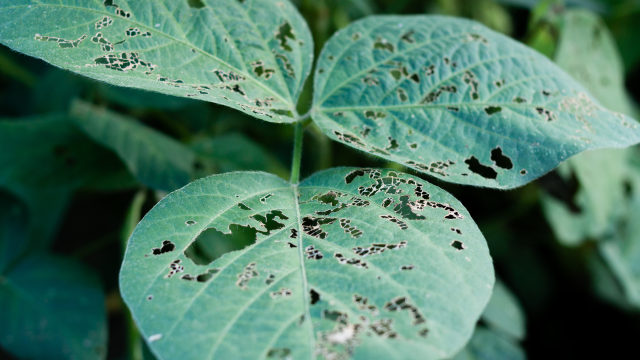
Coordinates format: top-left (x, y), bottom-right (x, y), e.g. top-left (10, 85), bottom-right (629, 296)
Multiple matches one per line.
top-left (0, 0), bottom-right (313, 122)
top-left (120, 168), bottom-right (494, 360)
top-left (311, 15), bottom-right (640, 188)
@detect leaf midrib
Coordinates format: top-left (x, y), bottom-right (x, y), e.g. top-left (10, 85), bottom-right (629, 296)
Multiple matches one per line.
top-left (4, 3), bottom-right (295, 108)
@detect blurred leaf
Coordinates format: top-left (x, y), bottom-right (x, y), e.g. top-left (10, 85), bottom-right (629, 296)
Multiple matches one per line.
top-left (541, 148), bottom-right (630, 246)
top-left (481, 280), bottom-right (526, 340)
top-left (588, 251), bottom-right (636, 311)
top-left (0, 114), bottom-right (135, 249)
top-left (0, 191), bottom-right (28, 273)
top-left (555, 9), bottom-right (635, 115)
top-left (0, 255), bottom-right (107, 360)
top-left (495, 0), bottom-right (608, 13)
top-left (71, 100), bottom-right (195, 192)
top-left (312, 15), bottom-right (640, 189)
top-left (0, 201), bottom-right (107, 359)
top-left (0, 46), bottom-right (36, 87)
top-left (452, 327), bottom-right (526, 360)
top-left (31, 68), bottom-right (87, 114)
top-left (596, 156), bottom-right (640, 309)
top-left (435, 0), bottom-right (512, 35)
top-left (540, 9), bottom-right (636, 246)
top-left (0, 0), bottom-right (313, 123)
top-left (97, 83), bottom-right (198, 111)
top-left (191, 132), bottom-right (289, 179)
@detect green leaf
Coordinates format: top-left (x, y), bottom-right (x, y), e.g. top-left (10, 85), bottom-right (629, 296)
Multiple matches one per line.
top-left (0, 0), bottom-right (313, 123)
top-left (0, 255), bottom-right (108, 360)
top-left (120, 168), bottom-right (494, 360)
top-left (0, 196), bottom-right (107, 360)
top-left (0, 114), bottom-right (135, 249)
top-left (554, 9), bottom-right (635, 116)
top-left (192, 132), bottom-right (290, 180)
top-left (540, 148), bottom-right (631, 246)
top-left (596, 157), bottom-right (640, 309)
top-left (452, 327), bottom-right (526, 360)
top-left (311, 15), bottom-right (640, 189)
top-left (97, 82), bottom-right (199, 111)
top-left (540, 10), bottom-right (637, 246)
top-left (0, 191), bottom-right (28, 273)
top-left (71, 100), bottom-right (195, 192)
top-left (480, 280), bottom-right (525, 340)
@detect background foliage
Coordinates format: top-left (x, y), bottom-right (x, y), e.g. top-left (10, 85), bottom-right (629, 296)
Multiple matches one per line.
top-left (2, 0), bottom-right (640, 359)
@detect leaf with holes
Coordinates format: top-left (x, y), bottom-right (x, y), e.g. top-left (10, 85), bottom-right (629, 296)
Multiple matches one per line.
top-left (311, 15), bottom-right (640, 189)
top-left (70, 100), bottom-right (195, 192)
top-left (120, 168), bottom-right (494, 360)
top-left (0, 0), bottom-right (313, 122)
top-left (0, 194), bottom-right (107, 360)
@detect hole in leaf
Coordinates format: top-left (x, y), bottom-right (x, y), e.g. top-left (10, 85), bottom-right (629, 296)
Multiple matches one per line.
top-left (490, 147), bottom-right (513, 170)
top-left (451, 240), bottom-right (466, 250)
top-left (310, 289), bottom-right (320, 305)
top-left (237, 203), bottom-right (252, 211)
top-left (186, 220), bottom-right (197, 226)
top-left (400, 265), bottom-right (414, 270)
top-left (152, 240), bottom-right (175, 255)
top-left (484, 106), bottom-right (502, 115)
top-left (275, 21), bottom-right (296, 52)
top-left (267, 348), bottom-right (291, 359)
top-left (464, 156), bottom-right (497, 179)
top-left (187, 0), bottom-right (206, 8)
top-left (181, 268), bottom-right (220, 282)
top-left (184, 226), bottom-right (257, 265)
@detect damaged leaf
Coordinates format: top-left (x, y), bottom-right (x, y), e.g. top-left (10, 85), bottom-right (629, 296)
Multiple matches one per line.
top-left (120, 168), bottom-right (493, 360)
top-left (311, 16), bottom-right (640, 189)
top-left (0, 0), bottom-right (313, 123)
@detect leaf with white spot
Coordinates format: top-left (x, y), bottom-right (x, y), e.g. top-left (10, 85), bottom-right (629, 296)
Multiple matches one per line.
top-left (311, 15), bottom-right (640, 189)
top-left (120, 168), bottom-right (494, 360)
top-left (0, 0), bottom-right (313, 123)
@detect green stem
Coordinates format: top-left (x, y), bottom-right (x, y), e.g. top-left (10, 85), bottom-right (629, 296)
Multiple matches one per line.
top-left (290, 121), bottom-right (305, 184)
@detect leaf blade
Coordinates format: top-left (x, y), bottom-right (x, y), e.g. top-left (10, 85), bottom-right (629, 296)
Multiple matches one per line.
top-left (120, 168), bottom-right (494, 360)
top-left (0, 0), bottom-right (313, 122)
top-left (311, 15), bottom-right (640, 188)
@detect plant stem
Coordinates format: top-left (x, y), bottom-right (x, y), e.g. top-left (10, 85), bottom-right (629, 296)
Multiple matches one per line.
top-left (290, 120), bottom-right (304, 184)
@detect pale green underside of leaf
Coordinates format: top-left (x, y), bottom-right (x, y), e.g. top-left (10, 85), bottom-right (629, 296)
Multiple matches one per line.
top-left (541, 9), bottom-right (638, 246)
top-left (0, 194), bottom-right (107, 360)
top-left (596, 159), bottom-right (640, 310)
top-left (0, 0), bottom-right (313, 123)
top-left (540, 148), bottom-right (630, 246)
top-left (480, 280), bottom-right (525, 341)
top-left (71, 99), bottom-right (195, 192)
top-left (311, 15), bottom-right (640, 189)
top-left (120, 168), bottom-right (494, 360)
top-left (452, 327), bottom-right (526, 360)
